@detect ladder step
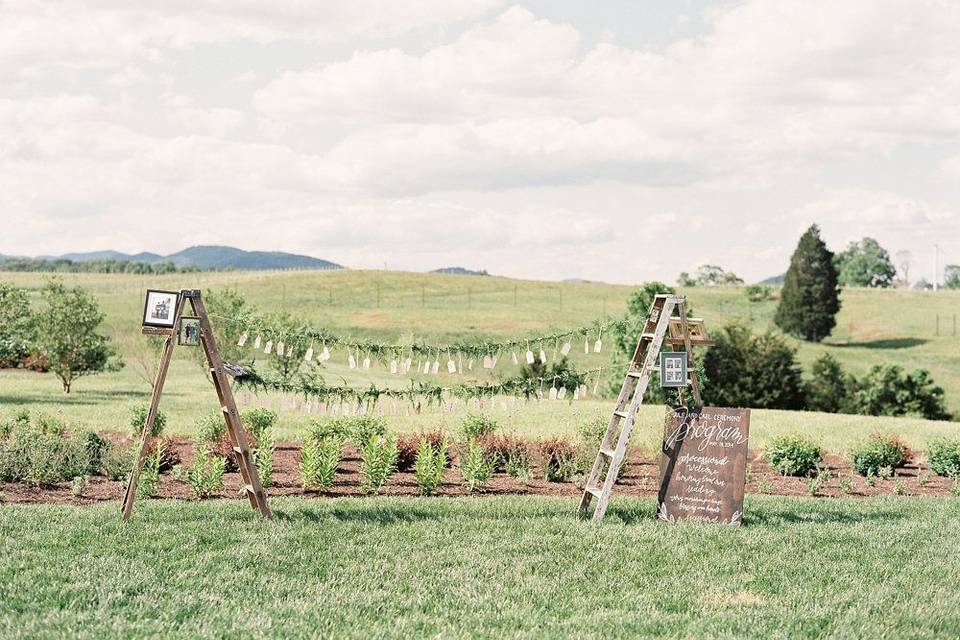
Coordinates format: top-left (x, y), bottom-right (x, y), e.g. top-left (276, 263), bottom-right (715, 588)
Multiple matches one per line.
top-left (221, 406), bottom-right (229, 414)
top-left (585, 486), bottom-right (602, 498)
top-left (599, 447), bottom-right (616, 458)
top-left (233, 446), bottom-right (243, 454)
top-left (627, 371), bottom-right (643, 378)
top-left (613, 410), bottom-right (630, 419)
top-left (641, 333), bottom-right (656, 340)
top-left (243, 484), bottom-right (255, 494)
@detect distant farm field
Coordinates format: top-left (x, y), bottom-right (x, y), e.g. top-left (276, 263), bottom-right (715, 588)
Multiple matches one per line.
top-left (1, 269), bottom-right (958, 450)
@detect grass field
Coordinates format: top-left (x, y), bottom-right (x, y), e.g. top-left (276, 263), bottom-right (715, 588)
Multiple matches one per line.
top-left (1, 495), bottom-right (959, 639)
top-left (1, 269), bottom-right (958, 450)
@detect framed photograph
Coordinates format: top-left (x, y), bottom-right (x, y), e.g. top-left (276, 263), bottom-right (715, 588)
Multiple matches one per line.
top-left (659, 351), bottom-right (688, 388)
top-left (179, 317), bottom-right (201, 346)
top-left (142, 289), bottom-right (180, 328)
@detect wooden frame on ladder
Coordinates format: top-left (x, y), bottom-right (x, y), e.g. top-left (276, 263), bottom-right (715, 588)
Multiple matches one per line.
top-left (121, 289), bottom-right (271, 521)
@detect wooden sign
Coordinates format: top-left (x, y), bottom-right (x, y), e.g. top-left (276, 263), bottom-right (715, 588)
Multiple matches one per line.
top-left (657, 406), bottom-right (750, 526)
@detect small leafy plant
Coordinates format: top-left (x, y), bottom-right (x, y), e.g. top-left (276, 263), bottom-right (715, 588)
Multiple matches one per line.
top-left (804, 468), bottom-right (829, 497)
top-left (137, 438), bottom-right (165, 499)
top-left (917, 470), bottom-right (930, 487)
top-left (300, 436), bottom-right (342, 491)
top-left (539, 436), bottom-right (579, 482)
top-left (359, 434), bottom-right (398, 494)
top-left (851, 433), bottom-right (910, 477)
top-left (187, 447), bottom-right (226, 499)
top-left (839, 473), bottom-right (854, 494)
top-left (195, 410), bottom-right (226, 445)
top-left (254, 428), bottom-right (275, 488)
top-left (414, 440), bottom-right (447, 495)
top-left (893, 478), bottom-right (907, 495)
top-left (71, 474), bottom-right (89, 497)
top-left (130, 403), bottom-right (167, 439)
top-left (460, 414), bottom-right (498, 441)
top-left (766, 434), bottom-right (823, 477)
top-left (101, 443), bottom-right (134, 481)
top-left (460, 440), bottom-right (493, 492)
top-left (926, 438), bottom-right (960, 477)
top-left (241, 408), bottom-right (277, 443)
top-left (349, 416), bottom-right (388, 449)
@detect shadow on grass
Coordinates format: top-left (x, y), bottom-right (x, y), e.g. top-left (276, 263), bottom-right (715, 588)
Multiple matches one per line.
top-left (831, 338), bottom-right (927, 350)
top-left (0, 388), bottom-right (149, 406)
top-left (271, 503), bottom-right (446, 525)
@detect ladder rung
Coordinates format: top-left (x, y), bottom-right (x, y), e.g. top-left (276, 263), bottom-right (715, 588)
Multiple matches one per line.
top-left (242, 484), bottom-right (255, 494)
top-left (599, 447), bottom-right (616, 458)
top-left (585, 486), bottom-right (602, 498)
top-left (233, 446), bottom-right (243, 454)
top-left (221, 406), bottom-right (229, 413)
top-left (641, 333), bottom-right (656, 339)
top-left (613, 410), bottom-right (630, 419)
top-left (627, 371), bottom-right (643, 378)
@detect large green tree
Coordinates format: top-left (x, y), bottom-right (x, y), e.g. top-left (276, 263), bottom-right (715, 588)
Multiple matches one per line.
top-left (945, 265), bottom-right (960, 289)
top-left (835, 237), bottom-right (896, 288)
top-left (34, 280), bottom-right (122, 392)
top-left (0, 282), bottom-right (35, 368)
top-left (775, 225), bottom-right (841, 342)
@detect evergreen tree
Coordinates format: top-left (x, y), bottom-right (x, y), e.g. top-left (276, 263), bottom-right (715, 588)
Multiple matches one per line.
top-left (775, 224), bottom-right (841, 342)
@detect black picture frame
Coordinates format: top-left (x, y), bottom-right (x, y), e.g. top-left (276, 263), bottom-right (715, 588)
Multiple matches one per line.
top-left (178, 316), bottom-right (201, 346)
top-left (142, 289), bottom-right (181, 328)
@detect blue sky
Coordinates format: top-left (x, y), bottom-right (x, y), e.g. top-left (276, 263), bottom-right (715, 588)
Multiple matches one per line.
top-left (2, 1), bottom-right (958, 284)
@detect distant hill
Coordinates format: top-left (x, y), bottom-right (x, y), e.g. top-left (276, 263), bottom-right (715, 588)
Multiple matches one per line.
top-left (431, 267), bottom-right (489, 276)
top-left (759, 273), bottom-right (785, 285)
top-left (16, 245), bottom-right (342, 271)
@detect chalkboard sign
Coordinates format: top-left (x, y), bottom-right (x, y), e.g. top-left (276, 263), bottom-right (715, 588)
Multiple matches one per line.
top-left (657, 406), bottom-right (750, 526)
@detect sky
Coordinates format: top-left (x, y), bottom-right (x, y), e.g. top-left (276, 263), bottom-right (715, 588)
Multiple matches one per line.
top-left (1, 0), bottom-right (959, 284)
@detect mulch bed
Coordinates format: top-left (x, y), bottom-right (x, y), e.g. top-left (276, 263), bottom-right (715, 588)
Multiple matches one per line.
top-left (1, 436), bottom-right (956, 506)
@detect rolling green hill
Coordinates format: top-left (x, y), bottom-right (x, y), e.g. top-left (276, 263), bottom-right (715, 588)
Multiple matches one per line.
top-left (1, 269), bottom-right (957, 444)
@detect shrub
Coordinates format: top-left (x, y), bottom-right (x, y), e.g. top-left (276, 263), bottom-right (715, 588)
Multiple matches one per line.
top-left (300, 436), bottom-right (342, 491)
top-left (414, 440), bottom-right (447, 495)
top-left (359, 434), bottom-right (398, 494)
top-left (241, 408), bottom-right (277, 442)
top-left (744, 284), bottom-right (774, 302)
top-left (852, 364), bottom-right (950, 421)
top-left (187, 448), bottom-right (226, 499)
top-left (479, 434), bottom-right (529, 472)
top-left (396, 433), bottom-right (420, 472)
top-left (71, 474), bottom-right (89, 497)
top-left (926, 439), bottom-right (960, 477)
top-left (702, 323), bottom-right (805, 410)
top-left (0, 423), bottom-right (90, 487)
top-left (539, 437), bottom-right (579, 482)
top-left (806, 353), bottom-right (855, 414)
top-left (460, 414), bottom-right (498, 441)
top-left (146, 435), bottom-right (181, 472)
top-left (460, 441), bottom-right (493, 492)
top-left (137, 439), bottom-right (165, 499)
top-left (851, 433), bottom-right (910, 477)
top-left (766, 434), bottom-right (823, 477)
top-left (805, 468), bottom-right (829, 496)
top-left (307, 417), bottom-right (352, 443)
top-left (35, 413), bottom-right (66, 436)
top-left (349, 416), bottom-right (388, 449)
top-left (130, 403), bottom-right (167, 439)
top-left (74, 430), bottom-right (109, 475)
top-left (195, 410), bottom-right (226, 445)
top-left (254, 428), bottom-right (275, 488)
top-left (101, 443), bottom-right (134, 481)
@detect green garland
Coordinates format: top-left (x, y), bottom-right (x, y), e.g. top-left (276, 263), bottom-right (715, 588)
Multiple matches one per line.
top-left (232, 366), bottom-right (602, 406)
top-left (211, 311), bottom-right (630, 363)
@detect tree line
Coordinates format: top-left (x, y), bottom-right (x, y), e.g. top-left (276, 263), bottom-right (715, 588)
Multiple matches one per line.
top-left (0, 258), bottom-right (202, 274)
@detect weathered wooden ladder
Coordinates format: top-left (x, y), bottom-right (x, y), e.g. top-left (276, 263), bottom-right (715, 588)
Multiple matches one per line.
top-left (578, 293), bottom-right (703, 521)
top-left (122, 289), bottom-right (271, 521)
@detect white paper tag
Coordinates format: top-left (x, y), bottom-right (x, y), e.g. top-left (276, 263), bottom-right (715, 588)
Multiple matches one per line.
top-left (594, 339), bottom-right (602, 353)
top-left (482, 355), bottom-right (492, 369)
top-left (549, 386), bottom-right (558, 400)
top-left (512, 352), bottom-right (519, 365)
top-left (263, 340), bottom-right (272, 354)
top-left (557, 387), bottom-right (567, 400)
top-left (526, 350), bottom-right (535, 364)
top-left (320, 346), bottom-right (330, 362)
top-left (304, 347), bottom-right (314, 362)
top-left (390, 359), bottom-right (398, 374)
top-left (431, 360), bottom-right (440, 375)
top-left (573, 387), bottom-right (580, 400)
top-left (362, 356), bottom-right (371, 369)
top-left (253, 335), bottom-right (261, 349)
top-left (447, 359), bottom-right (457, 374)
top-left (237, 332), bottom-right (248, 347)
top-left (490, 355), bottom-right (498, 369)
top-left (560, 341), bottom-right (571, 355)
top-left (539, 349), bottom-right (547, 364)
top-left (277, 341), bottom-right (285, 356)
top-left (348, 354), bottom-right (356, 369)
top-left (468, 359), bottom-right (474, 370)
top-left (584, 338), bottom-right (589, 354)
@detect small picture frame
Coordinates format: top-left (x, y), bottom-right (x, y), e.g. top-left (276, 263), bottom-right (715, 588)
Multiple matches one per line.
top-left (142, 289), bottom-right (180, 328)
top-left (659, 351), bottom-right (688, 388)
top-left (178, 317), bottom-right (201, 346)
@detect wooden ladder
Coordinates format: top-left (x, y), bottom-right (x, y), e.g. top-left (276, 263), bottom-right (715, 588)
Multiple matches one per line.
top-left (578, 294), bottom-right (701, 521)
top-left (122, 289), bottom-right (271, 521)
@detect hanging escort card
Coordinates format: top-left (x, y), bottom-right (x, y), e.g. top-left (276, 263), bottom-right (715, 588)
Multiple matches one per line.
top-left (657, 407), bottom-right (751, 526)
top-left (263, 340), bottom-right (272, 354)
top-left (560, 341), bottom-right (571, 355)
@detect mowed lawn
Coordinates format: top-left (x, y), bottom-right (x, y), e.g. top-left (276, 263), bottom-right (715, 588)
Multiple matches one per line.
top-left (1, 495), bottom-right (959, 639)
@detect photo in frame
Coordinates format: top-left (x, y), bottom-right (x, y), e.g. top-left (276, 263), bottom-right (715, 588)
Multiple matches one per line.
top-left (142, 289), bottom-right (180, 328)
top-left (178, 317), bottom-right (201, 346)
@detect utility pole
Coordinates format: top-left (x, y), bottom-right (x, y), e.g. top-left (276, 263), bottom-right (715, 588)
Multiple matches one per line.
top-left (934, 244), bottom-right (940, 292)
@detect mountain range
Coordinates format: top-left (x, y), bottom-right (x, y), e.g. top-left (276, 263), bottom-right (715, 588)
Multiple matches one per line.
top-left (20, 245), bottom-right (343, 271)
